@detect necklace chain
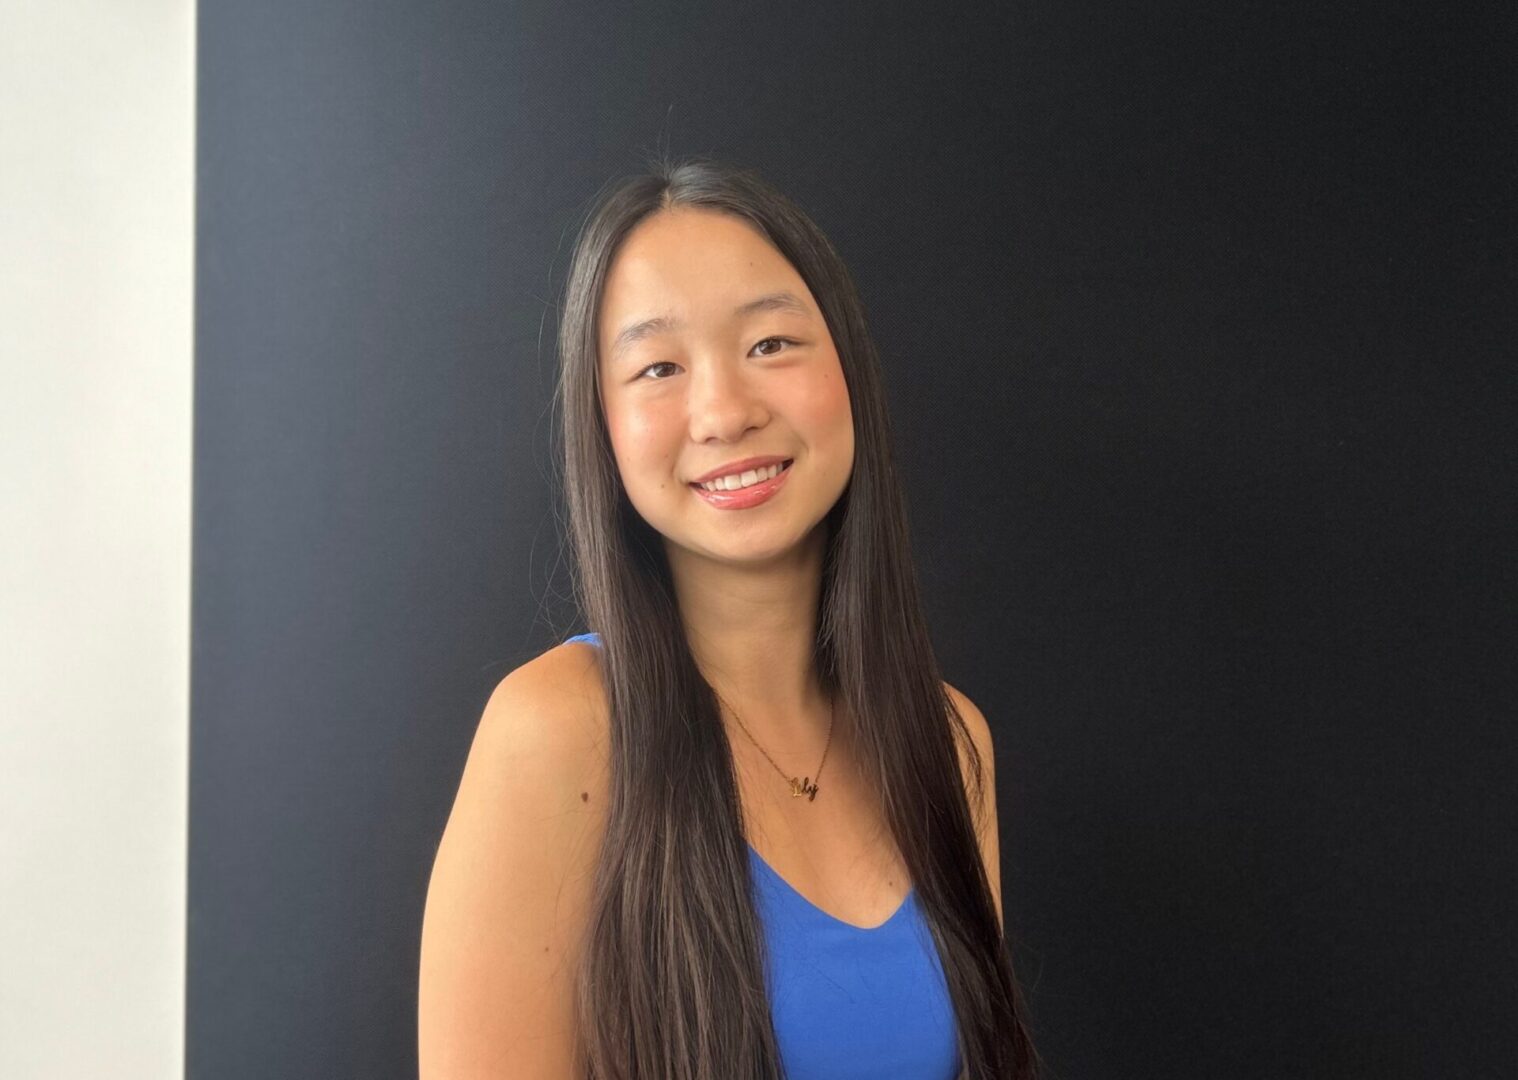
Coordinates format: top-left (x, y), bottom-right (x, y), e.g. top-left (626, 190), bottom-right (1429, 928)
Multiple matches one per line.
top-left (713, 687), bottom-right (835, 802)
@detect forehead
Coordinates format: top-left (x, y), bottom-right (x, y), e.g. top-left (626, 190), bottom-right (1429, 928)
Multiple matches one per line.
top-left (597, 209), bottom-right (807, 343)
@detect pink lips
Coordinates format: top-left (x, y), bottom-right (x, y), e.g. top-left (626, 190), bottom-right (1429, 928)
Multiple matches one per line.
top-left (689, 459), bottom-right (793, 510)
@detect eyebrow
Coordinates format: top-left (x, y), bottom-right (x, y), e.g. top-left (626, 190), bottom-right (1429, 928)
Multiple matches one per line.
top-left (608, 290), bottom-right (813, 364)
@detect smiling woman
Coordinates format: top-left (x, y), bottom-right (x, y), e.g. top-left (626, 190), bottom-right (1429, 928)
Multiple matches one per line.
top-left (418, 155), bottom-right (1044, 1080)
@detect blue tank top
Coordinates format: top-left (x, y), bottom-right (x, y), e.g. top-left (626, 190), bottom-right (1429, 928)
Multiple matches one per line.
top-left (563, 632), bottom-right (963, 1078)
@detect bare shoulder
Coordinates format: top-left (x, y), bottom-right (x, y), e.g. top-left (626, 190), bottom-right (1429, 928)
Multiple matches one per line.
top-left (942, 679), bottom-right (1004, 932)
top-left (502, 638), bottom-right (612, 758)
top-left (943, 680), bottom-right (995, 785)
top-left (459, 640), bottom-right (612, 822)
top-left (417, 641), bottom-right (611, 1077)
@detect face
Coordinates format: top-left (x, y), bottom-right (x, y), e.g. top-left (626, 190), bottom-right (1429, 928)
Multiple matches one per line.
top-left (596, 208), bottom-right (855, 566)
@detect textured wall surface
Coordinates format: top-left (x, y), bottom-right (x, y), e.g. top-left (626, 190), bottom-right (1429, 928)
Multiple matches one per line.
top-left (189, 3), bottom-right (1513, 1077)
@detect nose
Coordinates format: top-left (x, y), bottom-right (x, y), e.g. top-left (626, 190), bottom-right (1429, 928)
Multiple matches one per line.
top-left (686, 356), bottom-right (769, 445)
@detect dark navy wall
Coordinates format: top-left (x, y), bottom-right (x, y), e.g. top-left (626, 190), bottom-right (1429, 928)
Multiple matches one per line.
top-left (190, 1), bottom-right (1514, 1076)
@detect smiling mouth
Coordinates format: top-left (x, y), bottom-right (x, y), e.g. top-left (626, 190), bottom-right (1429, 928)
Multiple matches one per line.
top-left (688, 458), bottom-right (794, 492)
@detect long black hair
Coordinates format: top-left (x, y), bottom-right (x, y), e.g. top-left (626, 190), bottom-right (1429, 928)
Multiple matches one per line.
top-left (553, 152), bottom-right (1043, 1079)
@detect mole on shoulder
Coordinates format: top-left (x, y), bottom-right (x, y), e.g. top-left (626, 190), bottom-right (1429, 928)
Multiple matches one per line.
top-left (581, 791), bottom-right (589, 801)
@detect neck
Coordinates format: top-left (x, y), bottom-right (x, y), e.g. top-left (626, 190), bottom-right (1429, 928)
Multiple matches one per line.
top-left (665, 522), bottom-right (834, 752)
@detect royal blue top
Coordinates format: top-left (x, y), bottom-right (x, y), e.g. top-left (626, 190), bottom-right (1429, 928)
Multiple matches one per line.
top-left (563, 631), bottom-right (962, 1078)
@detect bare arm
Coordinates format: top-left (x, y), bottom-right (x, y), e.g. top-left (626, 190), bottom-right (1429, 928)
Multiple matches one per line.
top-left (418, 651), bottom-right (608, 1078)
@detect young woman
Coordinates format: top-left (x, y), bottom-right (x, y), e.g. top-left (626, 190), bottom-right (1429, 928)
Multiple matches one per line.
top-left (419, 156), bottom-right (1043, 1079)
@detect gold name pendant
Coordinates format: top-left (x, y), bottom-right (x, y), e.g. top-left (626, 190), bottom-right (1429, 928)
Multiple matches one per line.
top-left (789, 776), bottom-right (820, 801)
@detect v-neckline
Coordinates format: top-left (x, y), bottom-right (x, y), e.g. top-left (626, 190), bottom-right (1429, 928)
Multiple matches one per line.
top-left (747, 842), bottom-right (914, 932)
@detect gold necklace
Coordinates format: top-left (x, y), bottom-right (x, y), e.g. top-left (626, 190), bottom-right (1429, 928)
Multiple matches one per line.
top-left (713, 688), bottom-right (836, 801)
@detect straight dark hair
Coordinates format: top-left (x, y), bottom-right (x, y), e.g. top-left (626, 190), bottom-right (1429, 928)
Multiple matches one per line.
top-left (553, 153), bottom-right (1042, 1079)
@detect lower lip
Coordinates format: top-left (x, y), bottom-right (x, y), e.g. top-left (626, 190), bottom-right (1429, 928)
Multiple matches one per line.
top-left (689, 460), bottom-right (794, 510)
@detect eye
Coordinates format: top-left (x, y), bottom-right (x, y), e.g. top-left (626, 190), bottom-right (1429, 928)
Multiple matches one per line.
top-left (752, 336), bottom-right (798, 357)
top-left (635, 361), bottom-right (680, 381)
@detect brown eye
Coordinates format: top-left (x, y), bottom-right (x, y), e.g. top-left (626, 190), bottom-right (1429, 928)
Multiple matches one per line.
top-left (752, 337), bottom-right (796, 357)
top-left (636, 361), bottom-right (679, 380)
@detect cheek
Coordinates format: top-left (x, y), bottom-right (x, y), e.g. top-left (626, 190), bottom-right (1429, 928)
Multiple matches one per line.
top-left (797, 364), bottom-right (854, 445)
top-left (604, 400), bottom-right (680, 486)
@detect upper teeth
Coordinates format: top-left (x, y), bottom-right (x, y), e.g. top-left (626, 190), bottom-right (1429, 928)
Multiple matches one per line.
top-left (699, 462), bottom-right (785, 491)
